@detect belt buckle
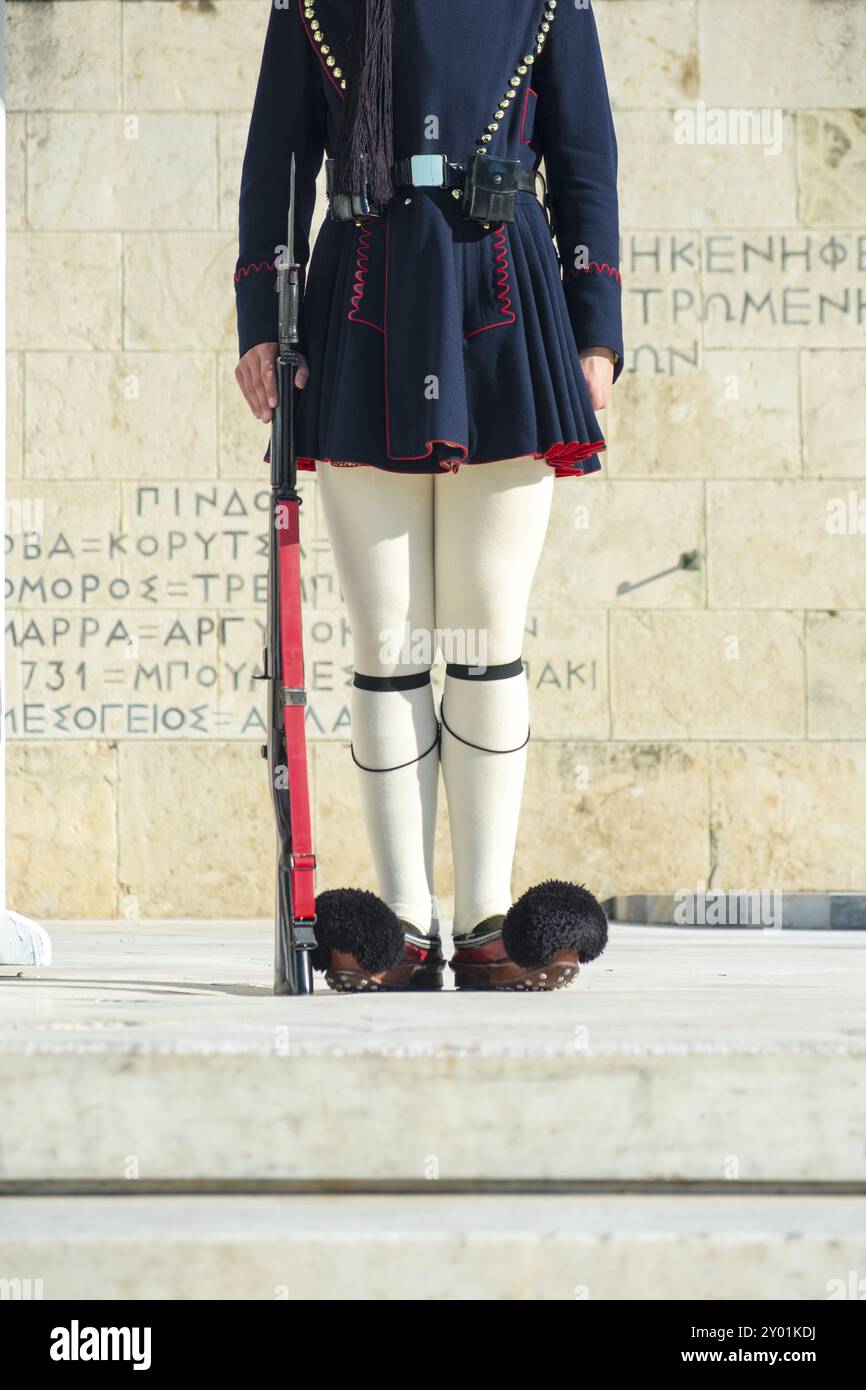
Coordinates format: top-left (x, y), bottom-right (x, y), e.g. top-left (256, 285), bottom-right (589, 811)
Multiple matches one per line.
top-left (410, 153), bottom-right (446, 187)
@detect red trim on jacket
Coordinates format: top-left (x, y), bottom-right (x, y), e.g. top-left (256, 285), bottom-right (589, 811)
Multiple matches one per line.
top-left (464, 224), bottom-right (517, 339)
top-left (565, 261), bottom-right (622, 285)
top-left (234, 259), bottom-right (275, 282)
top-left (347, 217), bottom-right (384, 332)
top-left (519, 86), bottom-right (538, 145)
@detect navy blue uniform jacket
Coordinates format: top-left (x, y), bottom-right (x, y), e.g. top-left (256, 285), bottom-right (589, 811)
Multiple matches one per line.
top-left (235, 0), bottom-right (623, 477)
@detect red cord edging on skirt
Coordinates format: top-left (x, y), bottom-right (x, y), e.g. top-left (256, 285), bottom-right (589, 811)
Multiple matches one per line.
top-left (293, 438), bottom-right (606, 478)
top-left (347, 217), bottom-right (384, 332)
top-left (464, 224), bottom-right (517, 338)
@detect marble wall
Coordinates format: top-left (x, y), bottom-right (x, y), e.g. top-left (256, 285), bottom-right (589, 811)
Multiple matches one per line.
top-left (6, 0), bottom-right (866, 917)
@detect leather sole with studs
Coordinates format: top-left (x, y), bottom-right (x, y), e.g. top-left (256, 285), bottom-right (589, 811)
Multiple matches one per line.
top-left (324, 968), bottom-right (383, 993)
top-left (451, 954), bottom-right (580, 992)
top-left (324, 963), bottom-right (445, 993)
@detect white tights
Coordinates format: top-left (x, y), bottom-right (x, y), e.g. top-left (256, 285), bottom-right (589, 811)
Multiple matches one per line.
top-left (317, 456), bottom-right (554, 938)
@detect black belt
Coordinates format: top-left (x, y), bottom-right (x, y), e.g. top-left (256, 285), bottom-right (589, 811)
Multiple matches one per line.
top-left (324, 152), bottom-right (544, 228)
top-left (392, 153), bottom-right (536, 195)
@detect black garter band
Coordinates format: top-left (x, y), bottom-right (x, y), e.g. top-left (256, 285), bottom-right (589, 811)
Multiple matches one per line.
top-left (353, 670), bottom-right (432, 692)
top-left (444, 658), bottom-right (524, 682)
top-left (350, 669), bottom-right (441, 772)
top-left (440, 657), bottom-right (530, 754)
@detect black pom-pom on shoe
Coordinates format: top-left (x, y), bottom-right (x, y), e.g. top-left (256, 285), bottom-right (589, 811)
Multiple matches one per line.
top-left (502, 880), bottom-right (608, 969)
top-left (311, 888), bottom-right (405, 974)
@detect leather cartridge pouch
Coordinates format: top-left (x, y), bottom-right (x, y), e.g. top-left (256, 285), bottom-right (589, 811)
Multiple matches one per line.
top-left (325, 153), bottom-right (385, 222)
top-left (461, 152), bottom-right (522, 224)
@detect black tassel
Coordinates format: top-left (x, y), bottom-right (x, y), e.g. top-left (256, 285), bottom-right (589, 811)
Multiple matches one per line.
top-left (333, 0), bottom-right (394, 206)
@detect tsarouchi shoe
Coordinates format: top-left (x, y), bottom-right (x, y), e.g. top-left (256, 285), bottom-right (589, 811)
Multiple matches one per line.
top-left (450, 880), bottom-right (608, 991)
top-left (312, 888), bottom-right (444, 992)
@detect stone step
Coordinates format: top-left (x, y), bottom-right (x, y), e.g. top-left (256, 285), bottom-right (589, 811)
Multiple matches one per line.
top-left (2, 1194), bottom-right (865, 1300)
top-left (1, 923), bottom-right (865, 1185)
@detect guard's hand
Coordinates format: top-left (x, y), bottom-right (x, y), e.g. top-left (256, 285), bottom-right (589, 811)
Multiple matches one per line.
top-left (235, 343), bottom-right (310, 422)
top-left (579, 347), bottom-right (615, 411)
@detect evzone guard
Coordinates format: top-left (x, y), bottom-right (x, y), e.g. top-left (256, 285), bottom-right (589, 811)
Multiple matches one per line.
top-left (236, 0), bottom-right (623, 991)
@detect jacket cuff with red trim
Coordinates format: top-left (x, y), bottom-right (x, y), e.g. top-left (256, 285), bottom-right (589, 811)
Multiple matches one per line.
top-left (235, 260), bottom-right (280, 359)
top-left (563, 262), bottom-right (624, 384)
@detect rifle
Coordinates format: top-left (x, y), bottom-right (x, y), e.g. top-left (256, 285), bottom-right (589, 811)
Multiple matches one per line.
top-left (256, 154), bottom-right (317, 993)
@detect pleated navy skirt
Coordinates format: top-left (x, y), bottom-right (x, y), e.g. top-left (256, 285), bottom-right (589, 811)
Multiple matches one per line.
top-left (293, 188), bottom-right (605, 479)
